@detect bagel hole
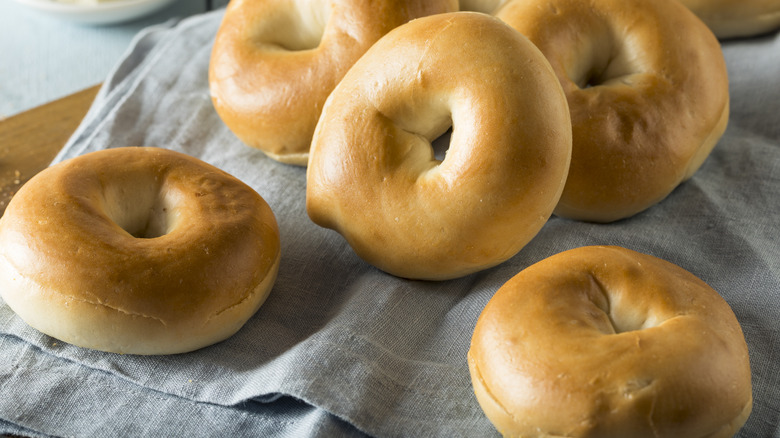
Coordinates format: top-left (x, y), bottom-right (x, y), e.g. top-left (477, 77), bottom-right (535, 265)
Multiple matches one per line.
top-left (256, 3), bottom-right (330, 51)
top-left (391, 101), bottom-right (451, 168)
top-left (596, 299), bottom-right (644, 335)
top-left (431, 128), bottom-right (453, 162)
top-left (581, 68), bottom-right (606, 89)
top-left (607, 311), bottom-right (658, 334)
top-left (102, 180), bottom-right (173, 239)
top-left (590, 274), bottom-right (657, 334)
top-left (578, 60), bottom-right (625, 89)
top-left (573, 33), bottom-right (639, 89)
top-left (125, 201), bottom-right (169, 239)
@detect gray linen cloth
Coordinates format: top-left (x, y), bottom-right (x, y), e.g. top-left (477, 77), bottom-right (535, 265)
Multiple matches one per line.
top-left (2, 9), bottom-right (779, 438)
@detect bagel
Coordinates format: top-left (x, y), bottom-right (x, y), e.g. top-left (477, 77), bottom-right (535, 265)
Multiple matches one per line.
top-left (209, 0), bottom-right (458, 166)
top-left (306, 12), bottom-right (572, 280)
top-left (497, 0), bottom-right (730, 222)
top-left (0, 147), bottom-right (280, 355)
top-left (468, 246), bottom-right (753, 438)
top-left (678, 0), bottom-right (780, 38)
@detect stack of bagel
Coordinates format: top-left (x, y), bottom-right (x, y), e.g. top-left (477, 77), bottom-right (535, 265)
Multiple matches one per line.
top-left (209, 0), bottom-right (759, 436)
top-left (209, 0), bottom-right (747, 280)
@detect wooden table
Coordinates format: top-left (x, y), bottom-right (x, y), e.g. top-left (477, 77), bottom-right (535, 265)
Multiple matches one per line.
top-left (0, 86), bottom-right (98, 438)
top-left (0, 85), bottom-right (100, 217)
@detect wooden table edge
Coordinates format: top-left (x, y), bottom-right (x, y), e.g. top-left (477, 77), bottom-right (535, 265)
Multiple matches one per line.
top-left (0, 84), bottom-right (99, 437)
top-left (0, 84), bottom-right (101, 217)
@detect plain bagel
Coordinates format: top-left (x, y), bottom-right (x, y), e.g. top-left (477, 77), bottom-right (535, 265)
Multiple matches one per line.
top-left (468, 246), bottom-right (753, 438)
top-left (498, 0), bottom-right (730, 222)
top-left (306, 12), bottom-right (572, 280)
top-left (209, 0), bottom-right (458, 166)
top-left (0, 147), bottom-right (280, 355)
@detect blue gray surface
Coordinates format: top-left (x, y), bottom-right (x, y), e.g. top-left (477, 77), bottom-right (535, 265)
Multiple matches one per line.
top-left (0, 0), bottom-right (228, 118)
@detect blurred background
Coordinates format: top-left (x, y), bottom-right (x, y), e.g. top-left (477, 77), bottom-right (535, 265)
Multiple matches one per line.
top-left (0, 0), bottom-right (230, 118)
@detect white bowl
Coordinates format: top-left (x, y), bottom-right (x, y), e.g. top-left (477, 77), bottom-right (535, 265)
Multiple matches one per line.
top-left (11, 0), bottom-right (180, 25)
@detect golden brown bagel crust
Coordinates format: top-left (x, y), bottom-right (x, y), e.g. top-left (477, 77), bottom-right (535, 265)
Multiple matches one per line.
top-left (209, 0), bottom-right (458, 166)
top-left (498, 0), bottom-right (730, 222)
top-left (679, 0), bottom-right (780, 38)
top-left (306, 12), bottom-right (572, 280)
top-left (468, 246), bottom-right (752, 438)
top-left (0, 147), bottom-right (280, 355)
